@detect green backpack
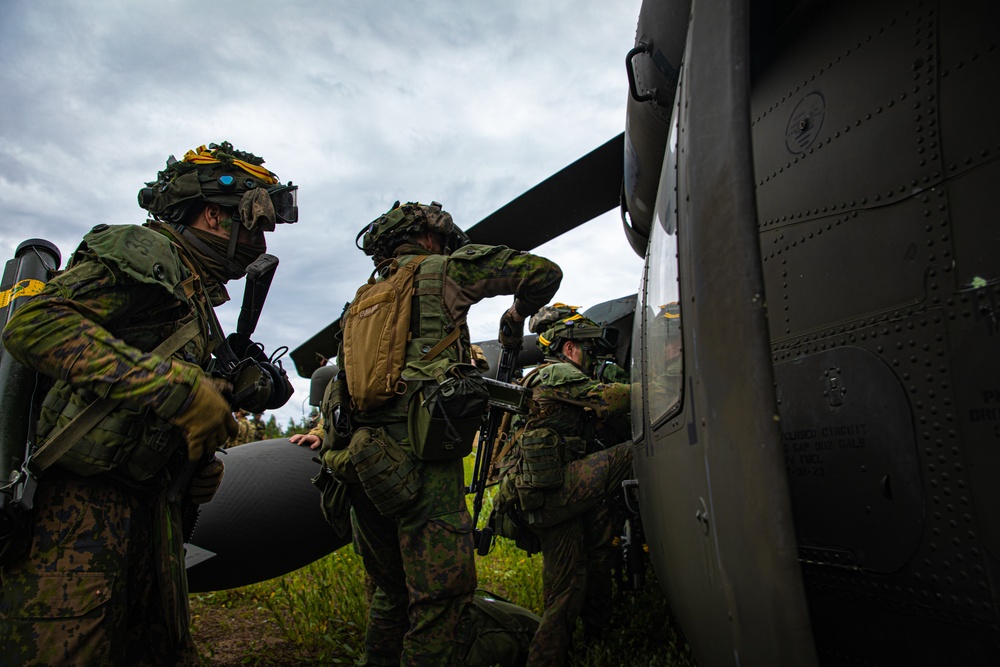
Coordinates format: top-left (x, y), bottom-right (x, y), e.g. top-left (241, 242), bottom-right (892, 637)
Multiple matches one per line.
top-left (463, 589), bottom-right (540, 667)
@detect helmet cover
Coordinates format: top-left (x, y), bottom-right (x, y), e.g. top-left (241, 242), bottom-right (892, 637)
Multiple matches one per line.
top-left (358, 201), bottom-right (469, 258)
top-left (138, 141), bottom-right (297, 229)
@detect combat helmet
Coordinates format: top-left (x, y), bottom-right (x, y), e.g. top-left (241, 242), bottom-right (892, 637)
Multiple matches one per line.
top-left (530, 303), bottom-right (620, 359)
top-left (356, 200), bottom-right (470, 262)
top-left (138, 141), bottom-right (297, 229)
top-left (137, 141), bottom-right (298, 281)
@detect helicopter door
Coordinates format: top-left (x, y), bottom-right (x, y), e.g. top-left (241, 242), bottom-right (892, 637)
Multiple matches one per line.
top-left (631, 0), bottom-right (818, 664)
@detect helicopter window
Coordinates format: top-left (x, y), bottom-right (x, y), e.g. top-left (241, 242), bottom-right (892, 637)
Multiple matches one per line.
top-left (630, 263), bottom-right (646, 440)
top-left (645, 113), bottom-right (682, 425)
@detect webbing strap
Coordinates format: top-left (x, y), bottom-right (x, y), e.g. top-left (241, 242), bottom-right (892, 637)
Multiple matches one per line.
top-left (420, 325), bottom-right (463, 362)
top-left (29, 319), bottom-right (202, 472)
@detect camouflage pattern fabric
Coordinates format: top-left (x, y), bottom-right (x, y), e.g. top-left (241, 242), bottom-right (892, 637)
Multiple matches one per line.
top-left (0, 223), bottom-right (219, 666)
top-left (343, 243), bottom-right (561, 666)
top-left (348, 454), bottom-right (476, 666)
top-left (499, 362), bottom-right (633, 667)
top-left (0, 471), bottom-right (199, 666)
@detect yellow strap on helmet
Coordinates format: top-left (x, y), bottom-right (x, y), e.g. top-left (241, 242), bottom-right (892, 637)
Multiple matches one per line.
top-left (182, 145), bottom-right (278, 185)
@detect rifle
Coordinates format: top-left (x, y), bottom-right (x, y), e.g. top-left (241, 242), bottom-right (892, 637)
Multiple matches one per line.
top-left (469, 342), bottom-right (522, 555)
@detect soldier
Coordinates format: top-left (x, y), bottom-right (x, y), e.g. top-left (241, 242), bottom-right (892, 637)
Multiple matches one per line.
top-left (327, 200), bottom-right (561, 666)
top-left (225, 408), bottom-right (254, 448)
top-left (0, 141), bottom-right (297, 666)
top-left (493, 304), bottom-right (633, 666)
top-left (251, 412), bottom-right (266, 441)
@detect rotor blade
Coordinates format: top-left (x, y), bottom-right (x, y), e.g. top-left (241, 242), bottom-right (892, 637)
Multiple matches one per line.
top-left (290, 134), bottom-right (625, 380)
top-left (466, 133), bottom-right (624, 249)
top-left (290, 314), bottom-right (342, 378)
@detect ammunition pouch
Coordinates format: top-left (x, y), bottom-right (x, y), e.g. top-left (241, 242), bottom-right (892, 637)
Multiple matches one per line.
top-left (406, 363), bottom-right (489, 461)
top-left (37, 380), bottom-right (182, 482)
top-left (348, 426), bottom-right (421, 517)
top-left (518, 427), bottom-right (564, 490)
top-left (310, 465), bottom-right (352, 540)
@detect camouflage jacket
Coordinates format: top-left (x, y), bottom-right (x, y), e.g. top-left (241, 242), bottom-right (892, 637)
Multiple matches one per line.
top-left (511, 361), bottom-right (631, 459)
top-left (347, 244), bottom-right (562, 428)
top-left (2, 223), bottom-right (220, 452)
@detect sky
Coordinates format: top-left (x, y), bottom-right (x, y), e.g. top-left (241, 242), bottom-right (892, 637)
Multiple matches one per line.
top-left (0, 0), bottom-right (646, 427)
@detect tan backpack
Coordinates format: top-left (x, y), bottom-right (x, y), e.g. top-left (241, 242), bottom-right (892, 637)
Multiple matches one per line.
top-left (342, 256), bottom-right (427, 412)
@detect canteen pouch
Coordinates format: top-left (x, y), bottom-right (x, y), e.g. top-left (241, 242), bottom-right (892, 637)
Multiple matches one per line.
top-left (406, 362), bottom-right (489, 461)
top-left (348, 426), bottom-right (421, 517)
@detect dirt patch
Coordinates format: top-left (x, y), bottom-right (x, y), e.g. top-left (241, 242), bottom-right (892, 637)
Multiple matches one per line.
top-left (190, 597), bottom-right (318, 666)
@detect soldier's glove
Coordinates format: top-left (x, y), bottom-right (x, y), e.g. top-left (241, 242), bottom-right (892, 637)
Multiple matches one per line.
top-left (498, 307), bottom-right (525, 350)
top-left (188, 457), bottom-right (225, 504)
top-left (171, 376), bottom-right (238, 460)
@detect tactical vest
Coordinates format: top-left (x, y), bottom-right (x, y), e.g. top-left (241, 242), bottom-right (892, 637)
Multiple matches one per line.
top-left (34, 224), bottom-right (215, 483)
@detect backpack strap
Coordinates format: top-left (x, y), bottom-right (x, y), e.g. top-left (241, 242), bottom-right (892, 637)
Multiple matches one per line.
top-left (28, 318), bottom-right (202, 473)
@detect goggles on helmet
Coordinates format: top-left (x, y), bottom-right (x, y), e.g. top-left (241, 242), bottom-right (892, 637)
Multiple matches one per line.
top-left (234, 182), bottom-right (298, 233)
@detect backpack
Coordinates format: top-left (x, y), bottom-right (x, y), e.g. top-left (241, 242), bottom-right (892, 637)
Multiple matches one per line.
top-left (342, 256), bottom-right (427, 413)
top-left (462, 589), bottom-right (540, 667)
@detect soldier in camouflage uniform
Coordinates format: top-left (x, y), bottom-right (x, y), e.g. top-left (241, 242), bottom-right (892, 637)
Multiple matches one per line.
top-left (331, 201), bottom-right (561, 666)
top-left (0, 142), bottom-right (298, 666)
top-left (251, 412), bottom-right (266, 441)
top-left (494, 304), bottom-right (633, 666)
top-left (225, 408), bottom-right (254, 448)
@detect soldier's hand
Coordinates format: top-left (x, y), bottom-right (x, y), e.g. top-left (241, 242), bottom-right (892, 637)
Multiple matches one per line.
top-left (289, 433), bottom-right (322, 450)
top-left (171, 377), bottom-right (238, 460)
top-left (498, 306), bottom-right (524, 350)
top-left (188, 456), bottom-right (225, 504)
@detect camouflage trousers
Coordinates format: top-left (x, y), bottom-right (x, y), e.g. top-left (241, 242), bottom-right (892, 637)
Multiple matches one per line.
top-left (526, 441), bottom-right (634, 667)
top-left (349, 454), bottom-right (477, 667)
top-left (0, 476), bottom-right (197, 667)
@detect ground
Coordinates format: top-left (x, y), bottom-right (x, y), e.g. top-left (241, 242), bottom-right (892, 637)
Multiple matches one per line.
top-left (190, 598), bottom-right (319, 666)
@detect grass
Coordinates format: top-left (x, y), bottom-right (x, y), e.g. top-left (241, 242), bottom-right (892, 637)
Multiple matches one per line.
top-left (190, 456), bottom-right (697, 666)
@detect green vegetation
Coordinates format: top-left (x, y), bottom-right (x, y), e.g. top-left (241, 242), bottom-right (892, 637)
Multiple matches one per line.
top-left (190, 453), bottom-right (696, 665)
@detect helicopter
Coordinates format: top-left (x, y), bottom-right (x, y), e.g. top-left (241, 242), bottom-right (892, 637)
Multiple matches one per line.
top-left (281, 0), bottom-right (1000, 664)
top-left (4, 0), bottom-right (989, 664)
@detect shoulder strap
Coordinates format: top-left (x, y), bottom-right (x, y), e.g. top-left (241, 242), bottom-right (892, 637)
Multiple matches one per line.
top-left (419, 324), bottom-right (463, 362)
top-left (28, 318), bottom-right (203, 473)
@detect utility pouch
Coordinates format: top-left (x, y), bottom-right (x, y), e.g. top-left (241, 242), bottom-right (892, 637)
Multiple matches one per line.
top-left (514, 482), bottom-right (544, 512)
top-left (36, 381), bottom-right (179, 482)
top-left (0, 488), bottom-right (34, 568)
top-left (348, 426), bottom-right (421, 517)
top-left (518, 427), bottom-right (564, 490)
top-left (310, 465), bottom-right (352, 540)
top-left (406, 362), bottom-right (489, 461)
top-left (489, 497), bottom-right (541, 557)
top-left (320, 370), bottom-right (353, 451)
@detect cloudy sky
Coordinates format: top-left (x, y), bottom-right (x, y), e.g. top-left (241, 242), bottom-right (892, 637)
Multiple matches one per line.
top-left (1, 0), bottom-right (646, 426)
